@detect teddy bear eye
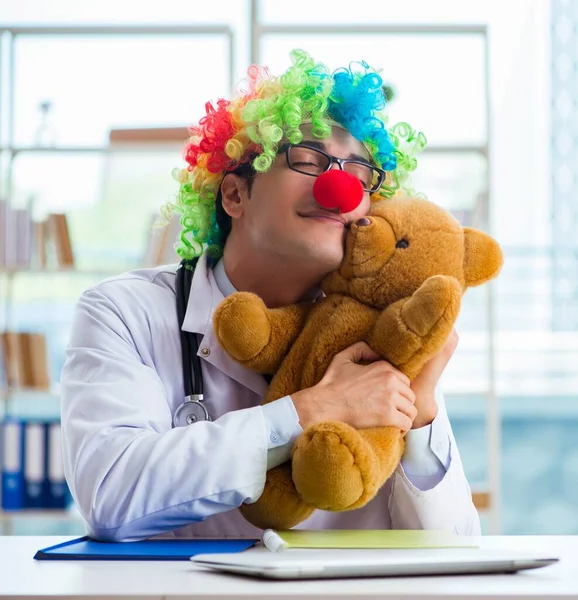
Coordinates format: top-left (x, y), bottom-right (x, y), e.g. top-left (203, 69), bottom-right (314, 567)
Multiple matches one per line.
top-left (396, 239), bottom-right (409, 249)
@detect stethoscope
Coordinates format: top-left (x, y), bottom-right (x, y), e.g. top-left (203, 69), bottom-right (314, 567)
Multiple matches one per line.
top-left (173, 257), bottom-right (212, 427)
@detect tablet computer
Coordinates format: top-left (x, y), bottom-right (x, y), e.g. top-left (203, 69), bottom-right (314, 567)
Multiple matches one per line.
top-left (191, 548), bottom-right (558, 580)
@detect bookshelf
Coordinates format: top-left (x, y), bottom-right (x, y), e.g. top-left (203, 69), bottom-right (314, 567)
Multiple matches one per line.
top-left (0, 25), bottom-right (202, 527)
top-left (1, 118), bottom-right (187, 517)
top-left (0, 180), bottom-right (182, 523)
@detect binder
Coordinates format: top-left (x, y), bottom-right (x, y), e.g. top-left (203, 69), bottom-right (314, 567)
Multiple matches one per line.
top-left (46, 421), bottom-right (68, 509)
top-left (23, 422), bottom-right (45, 508)
top-left (1, 419), bottom-right (25, 510)
top-left (34, 536), bottom-right (259, 561)
top-left (2, 418), bottom-right (72, 511)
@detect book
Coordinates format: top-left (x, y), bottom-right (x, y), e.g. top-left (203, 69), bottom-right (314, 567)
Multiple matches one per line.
top-left (0, 201), bottom-right (37, 268)
top-left (33, 220), bottom-right (47, 268)
top-left (47, 213), bottom-right (74, 267)
top-left (0, 331), bottom-right (50, 388)
top-left (16, 332), bottom-right (35, 388)
top-left (0, 417), bottom-right (72, 511)
top-left (1, 419), bottom-right (25, 510)
top-left (26, 333), bottom-right (50, 389)
top-left (46, 422), bottom-right (68, 508)
top-left (262, 529), bottom-right (479, 552)
top-left (23, 422), bottom-right (45, 508)
top-left (0, 332), bottom-right (22, 387)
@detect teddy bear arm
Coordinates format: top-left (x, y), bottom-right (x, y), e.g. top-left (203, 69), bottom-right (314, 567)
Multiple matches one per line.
top-left (368, 275), bottom-right (462, 380)
top-left (213, 292), bottom-right (311, 373)
top-left (246, 302), bottom-right (312, 373)
top-left (366, 297), bottom-right (424, 371)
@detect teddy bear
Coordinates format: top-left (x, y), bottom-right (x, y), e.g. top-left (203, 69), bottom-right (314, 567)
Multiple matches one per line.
top-left (212, 197), bottom-right (503, 530)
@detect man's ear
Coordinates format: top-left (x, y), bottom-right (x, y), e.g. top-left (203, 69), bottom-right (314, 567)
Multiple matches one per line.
top-left (220, 174), bottom-right (250, 220)
top-left (463, 227), bottom-right (504, 287)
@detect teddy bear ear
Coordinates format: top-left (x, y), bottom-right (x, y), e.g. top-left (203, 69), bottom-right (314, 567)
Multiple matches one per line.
top-left (463, 227), bottom-right (504, 287)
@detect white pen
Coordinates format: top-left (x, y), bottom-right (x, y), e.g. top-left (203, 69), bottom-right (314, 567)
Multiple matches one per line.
top-left (262, 529), bottom-right (288, 553)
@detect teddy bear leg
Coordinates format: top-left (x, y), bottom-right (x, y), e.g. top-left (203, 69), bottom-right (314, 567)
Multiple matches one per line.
top-left (358, 426), bottom-right (405, 490)
top-left (213, 292), bottom-right (311, 373)
top-left (239, 463), bottom-right (314, 530)
top-left (292, 421), bottom-right (400, 512)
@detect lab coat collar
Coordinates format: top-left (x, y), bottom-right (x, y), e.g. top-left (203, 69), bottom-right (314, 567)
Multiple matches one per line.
top-left (181, 252), bottom-right (219, 336)
top-left (180, 252), bottom-right (268, 397)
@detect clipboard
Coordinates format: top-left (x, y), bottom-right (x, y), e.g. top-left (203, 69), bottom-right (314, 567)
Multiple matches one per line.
top-left (34, 535), bottom-right (259, 561)
top-left (262, 529), bottom-right (479, 552)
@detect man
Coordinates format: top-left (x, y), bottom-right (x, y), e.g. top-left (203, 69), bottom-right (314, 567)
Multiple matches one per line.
top-left (60, 50), bottom-right (480, 541)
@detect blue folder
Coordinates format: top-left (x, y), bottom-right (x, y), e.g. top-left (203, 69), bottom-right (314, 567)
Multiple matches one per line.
top-left (34, 535), bottom-right (259, 561)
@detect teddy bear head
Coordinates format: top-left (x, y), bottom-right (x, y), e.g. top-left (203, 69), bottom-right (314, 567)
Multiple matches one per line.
top-left (321, 197), bottom-right (503, 308)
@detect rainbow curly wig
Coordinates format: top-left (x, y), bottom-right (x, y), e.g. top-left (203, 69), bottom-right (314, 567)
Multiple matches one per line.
top-left (163, 49), bottom-right (427, 260)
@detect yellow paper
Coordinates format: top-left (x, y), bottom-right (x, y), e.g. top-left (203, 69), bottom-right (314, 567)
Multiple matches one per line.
top-left (263, 529), bottom-right (478, 551)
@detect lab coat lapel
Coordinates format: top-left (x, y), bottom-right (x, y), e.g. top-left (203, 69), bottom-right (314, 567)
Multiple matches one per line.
top-left (197, 327), bottom-right (269, 397)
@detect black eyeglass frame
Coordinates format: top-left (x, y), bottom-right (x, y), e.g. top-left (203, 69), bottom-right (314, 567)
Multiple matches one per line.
top-left (280, 142), bottom-right (386, 194)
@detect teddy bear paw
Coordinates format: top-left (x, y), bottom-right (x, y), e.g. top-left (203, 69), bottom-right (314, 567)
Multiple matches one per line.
top-left (240, 463), bottom-right (314, 530)
top-left (402, 275), bottom-right (462, 337)
top-left (213, 292), bottom-right (271, 363)
top-left (292, 421), bottom-right (380, 512)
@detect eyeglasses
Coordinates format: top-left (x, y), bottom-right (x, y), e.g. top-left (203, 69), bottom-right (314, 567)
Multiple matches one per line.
top-left (282, 143), bottom-right (385, 194)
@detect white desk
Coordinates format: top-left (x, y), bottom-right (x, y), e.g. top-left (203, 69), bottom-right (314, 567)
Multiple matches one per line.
top-left (1, 535), bottom-right (577, 599)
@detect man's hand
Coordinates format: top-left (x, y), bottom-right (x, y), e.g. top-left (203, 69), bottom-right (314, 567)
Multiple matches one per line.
top-left (410, 329), bottom-right (459, 429)
top-left (292, 341), bottom-right (417, 432)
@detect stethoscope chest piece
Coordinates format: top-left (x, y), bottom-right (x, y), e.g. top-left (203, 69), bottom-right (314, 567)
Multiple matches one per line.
top-left (173, 394), bottom-right (212, 427)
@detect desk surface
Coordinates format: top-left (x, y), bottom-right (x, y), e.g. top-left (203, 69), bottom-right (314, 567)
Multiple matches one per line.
top-left (1, 535), bottom-right (577, 599)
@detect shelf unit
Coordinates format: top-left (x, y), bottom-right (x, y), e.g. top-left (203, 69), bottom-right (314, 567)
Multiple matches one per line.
top-left (0, 24), bottom-right (235, 528)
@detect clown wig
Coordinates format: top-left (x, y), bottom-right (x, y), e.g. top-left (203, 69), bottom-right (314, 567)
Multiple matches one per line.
top-left (162, 49), bottom-right (427, 260)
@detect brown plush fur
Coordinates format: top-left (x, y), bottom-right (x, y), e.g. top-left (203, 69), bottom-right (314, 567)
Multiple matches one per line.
top-left (213, 198), bottom-right (503, 530)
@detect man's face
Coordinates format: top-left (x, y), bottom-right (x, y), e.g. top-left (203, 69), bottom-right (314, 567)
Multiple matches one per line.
top-left (229, 125), bottom-right (373, 271)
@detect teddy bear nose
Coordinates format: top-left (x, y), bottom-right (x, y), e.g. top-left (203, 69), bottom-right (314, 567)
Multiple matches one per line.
top-left (355, 217), bottom-right (372, 227)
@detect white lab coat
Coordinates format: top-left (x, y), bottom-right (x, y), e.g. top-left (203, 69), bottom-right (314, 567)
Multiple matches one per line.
top-left (60, 253), bottom-right (481, 541)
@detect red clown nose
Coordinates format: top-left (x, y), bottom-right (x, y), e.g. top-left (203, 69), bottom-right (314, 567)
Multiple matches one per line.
top-left (312, 170), bottom-right (364, 214)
